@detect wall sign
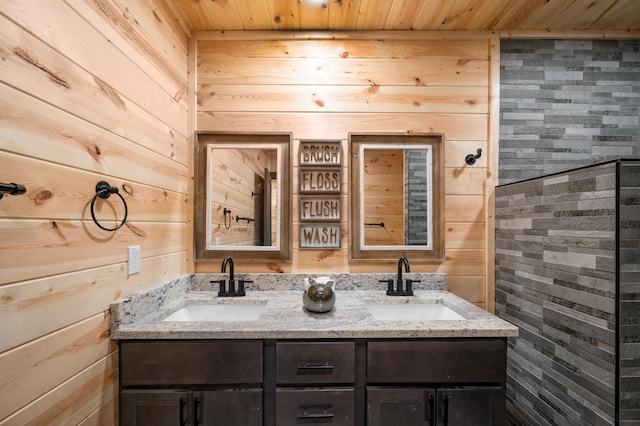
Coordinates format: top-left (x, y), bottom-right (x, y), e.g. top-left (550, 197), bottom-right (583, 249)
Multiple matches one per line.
top-left (299, 168), bottom-right (341, 194)
top-left (298, 140), bottom-right (343, 249)
top-left (299, 224), bottom-right (342, 249)
top-left (299, 140), bottom-right (341, 166)
top-left (300, 196), bottom-right (341, 222)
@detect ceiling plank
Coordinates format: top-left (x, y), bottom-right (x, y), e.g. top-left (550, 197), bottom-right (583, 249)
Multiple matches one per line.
top-left (384, 0), bottom-right (424, 30)
top-left (412, 0), bottom-right (457, 29)
top-left (355, 0), bottom-right (395, 30)
top-left (172, 0), bottom-right (640, 32)
top-left (235, 0), bottom-right (274, 30)
top-left (299, 0), bottom-right (330, 29)
top-left (269, 0), bottom-right (301, 29)
top-left (328, 0), bottom-right (362, 30)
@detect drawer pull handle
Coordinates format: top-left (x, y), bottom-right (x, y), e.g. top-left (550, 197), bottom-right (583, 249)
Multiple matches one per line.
top-left (426, 394), bottom-right (435, 425)
top-left (193, 397), bottom-right (200, 426)
top-left (297, 408), bottom-right (335, 419)
top-left (297, 362), bottom-right (335, 370)
top-left (441, 395), bottom-right (450, 426)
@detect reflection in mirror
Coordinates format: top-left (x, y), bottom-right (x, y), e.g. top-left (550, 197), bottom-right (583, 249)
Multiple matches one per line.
top-left (206, 146), bottom-right (278, 247)
top-left (350, 133), bottom-right (444, 262)
top-left (362, 147), bottom-right (432, 247)
top-left (195, 133), bottom-right (291, 262)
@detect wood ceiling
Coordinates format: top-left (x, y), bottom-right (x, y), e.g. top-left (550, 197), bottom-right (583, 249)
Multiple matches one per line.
top-left (165, 0), bottom-right (640, 33)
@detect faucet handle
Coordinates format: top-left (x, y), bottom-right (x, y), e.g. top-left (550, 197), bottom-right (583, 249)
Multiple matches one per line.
top-left (210, 279), bottom-right (226, 296)
top-left (379, 278), bottom-right (394, 295)
top-left (405, 278), bottom-right (418, 296)
top-left (237, 279), bottom-right (252, 296)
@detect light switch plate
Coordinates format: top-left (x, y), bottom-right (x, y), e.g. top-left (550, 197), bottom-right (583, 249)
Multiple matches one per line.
top-left (128, 245), bottom-right (141, 275)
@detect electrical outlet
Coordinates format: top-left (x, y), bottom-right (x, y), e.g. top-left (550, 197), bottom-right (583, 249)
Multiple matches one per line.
top-left (128, 245), bottom-right (141, 275)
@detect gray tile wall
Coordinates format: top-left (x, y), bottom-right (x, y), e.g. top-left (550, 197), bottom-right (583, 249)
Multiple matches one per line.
top-left (496, 160), bottom-right (640, 425)
top-left (619, 162), bottom-right (640, 424)
top-left (500, 39), bottom-right (640, 185)
top-left (496, 162), bottom-right (618, 425)
top-left (405, 150), bottom-right (429, 245)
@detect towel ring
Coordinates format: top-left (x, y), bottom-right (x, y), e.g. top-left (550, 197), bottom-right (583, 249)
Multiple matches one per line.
top-left (90, 181), bottom-right (128, 231)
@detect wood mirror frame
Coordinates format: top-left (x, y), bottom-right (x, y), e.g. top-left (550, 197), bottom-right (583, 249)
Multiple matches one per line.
top-left (349, 133), bottom-right (444, 262)
top-left (195, 132), bottom-right (292, 262)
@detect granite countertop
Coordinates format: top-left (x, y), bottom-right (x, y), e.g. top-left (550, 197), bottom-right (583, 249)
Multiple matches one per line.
top-left (110, 274), bottom-right (518, 340)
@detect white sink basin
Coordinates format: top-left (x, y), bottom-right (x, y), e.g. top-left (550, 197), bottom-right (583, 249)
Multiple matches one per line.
top-left (366, 302), bottom-right (465, 321)
top-left (162, 303), bottom-right (266, 322)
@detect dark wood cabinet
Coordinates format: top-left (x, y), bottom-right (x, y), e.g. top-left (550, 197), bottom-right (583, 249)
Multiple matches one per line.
top-left (367, 386), bottom-right (505, 426)
top-left (366, 339), bottom-right (506, 426)
top-left (276, 388), bottom-right (355, 425)
top-left (119, 338), bottom-right (506, 425)
top-left (121, 389), bottom-right (262, 426)
top-left (275, 341), bottom-right (357, 425)
top-left (121, 390), bottom-right (191, 426)
top-left (120, 340), bottom-right (263, 426)
top-left (120, 340), bottom-right (263, 386)
top-left (196, 389), bottom-right (263, 426)
top-left (276, 341), bottom-right (355, 384)
top-left (367, 339), bottom-right (506, 383)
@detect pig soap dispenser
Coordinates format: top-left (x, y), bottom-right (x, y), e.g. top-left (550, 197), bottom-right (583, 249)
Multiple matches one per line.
top-left (303, 277), bottom-right (335, 313)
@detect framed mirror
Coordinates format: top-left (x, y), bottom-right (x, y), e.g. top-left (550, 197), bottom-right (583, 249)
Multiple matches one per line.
top-left (349, 133), bottom-right (444, 262)
top-left (195, 132), bottom-right (291, 262)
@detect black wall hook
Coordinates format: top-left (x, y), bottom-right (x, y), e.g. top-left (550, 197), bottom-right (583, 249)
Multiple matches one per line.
top-left (0, 182), bottom-right (26, 200)
top-left (465, 149), bottom-right (482, 165)
top-left (223, 207), bottom-right (232, 229)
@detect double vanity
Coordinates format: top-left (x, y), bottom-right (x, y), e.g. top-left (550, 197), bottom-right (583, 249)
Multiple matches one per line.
top-left (111, 272), bottom-right (517, 425)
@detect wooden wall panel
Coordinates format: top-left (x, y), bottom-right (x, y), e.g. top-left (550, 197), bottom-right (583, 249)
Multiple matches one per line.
top-left (0, 0), bottom-right (188, 423)
top-left (1, 351), bottom-right (119, 425)
top-left (197, 39), bottom-right (491, 59)
top-left (197, 112), bottom-right (488, 140)
top-left (198, 85), bottom-right (488, 113)
top-left (0, 86), bottom-right (188, 193)
top-left (0, 252), bottom-right (185, 353)
top-left (0, 14), bottom-right (181, 163)
top-left (194, 33), bottom-right (497, 312)
top-left (198, 57), bottom-right (489, 86)
top-left (0, 313), bottom-right (115, 419)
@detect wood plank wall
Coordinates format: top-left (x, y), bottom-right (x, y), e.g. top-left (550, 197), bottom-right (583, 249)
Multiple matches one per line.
top-left (0, 0), bottom-right (188, 423)
top-left (194, 32), bottom-right (499, 312)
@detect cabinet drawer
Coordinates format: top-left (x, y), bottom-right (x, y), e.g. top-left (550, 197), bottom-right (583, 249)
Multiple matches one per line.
top-left (120, 340), bottom-right (263, 386)
top-left (276, 388), bottom-right (354, 425)
top-left (276, 341), bottom-right (355, 384)
top-left (367, 339), bottom-right (506, 383)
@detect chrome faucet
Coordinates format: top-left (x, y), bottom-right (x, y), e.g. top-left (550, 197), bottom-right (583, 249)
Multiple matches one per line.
top-left (214, 256), bottom-right (249, 297)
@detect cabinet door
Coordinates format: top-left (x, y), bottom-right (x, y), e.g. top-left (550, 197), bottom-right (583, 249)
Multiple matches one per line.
top-left (196, 389), bottom-right (262, 426)
top-left (367, 387), bottom-right (436, 426)
top-left (121, 390), bottom-right (191, 426)
top-left (436, 387), bottom-right (504, 426)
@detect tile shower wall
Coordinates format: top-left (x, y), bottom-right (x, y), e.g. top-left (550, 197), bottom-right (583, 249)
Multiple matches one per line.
top-left (619, 162), bottom-right (640, 423)
top-left (495, 160), bottom-right (640, 425)
top-left (405, 150), bottom-right (429, 245)
top-left (500, 39), bottom-right (640, 185)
